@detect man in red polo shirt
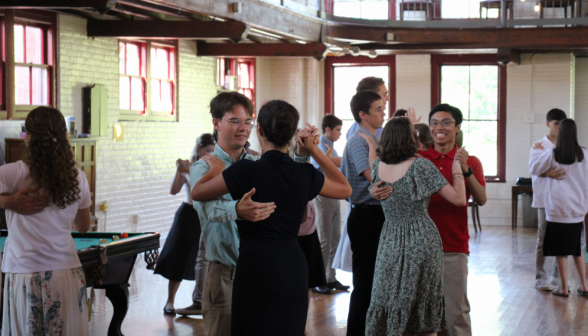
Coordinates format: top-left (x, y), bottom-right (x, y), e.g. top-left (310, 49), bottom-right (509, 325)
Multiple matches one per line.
top-left (420, 104), bottom-right (487, 336)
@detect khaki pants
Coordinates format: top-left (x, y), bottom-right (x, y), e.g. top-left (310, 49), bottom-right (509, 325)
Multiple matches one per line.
top-left (314, 195), bottom-right (342, 283)
top-left (192, 234), bottom-right (209, 305)
top-left (202, 261), bottom-right (235, 336)
top-left (443, 253), bottom-right (472, 336)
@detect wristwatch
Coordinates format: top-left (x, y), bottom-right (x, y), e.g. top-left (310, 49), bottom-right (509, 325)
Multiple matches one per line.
top-left (463, 167), bottom-right (474, 178)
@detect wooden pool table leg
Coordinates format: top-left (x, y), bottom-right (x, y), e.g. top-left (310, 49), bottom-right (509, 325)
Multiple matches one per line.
top-left (105, 284), bottom-right (130, 336)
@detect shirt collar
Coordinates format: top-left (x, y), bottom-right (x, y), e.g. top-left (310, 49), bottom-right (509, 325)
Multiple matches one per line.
top-left (213, 144), bottom-right (250, 163)
top-left (356, 124), bottom-right (379, 144)
top-left (427, 144), bottom-right (458, 159)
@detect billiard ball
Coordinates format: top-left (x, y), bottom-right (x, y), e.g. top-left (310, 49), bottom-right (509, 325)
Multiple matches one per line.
top-left (121, 232), bottom-right (129, 238)
top-left (99, 238), bottom-right (107, 244)
top-left (112, 235), bottom-right (120, 241)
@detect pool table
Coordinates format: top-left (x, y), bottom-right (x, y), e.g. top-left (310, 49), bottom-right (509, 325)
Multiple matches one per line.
top-left (0, 230), bottom-right (160, 336)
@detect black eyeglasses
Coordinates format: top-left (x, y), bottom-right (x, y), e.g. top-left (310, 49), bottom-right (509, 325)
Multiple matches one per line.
top-left (429, 120), bottom-right (456, 128)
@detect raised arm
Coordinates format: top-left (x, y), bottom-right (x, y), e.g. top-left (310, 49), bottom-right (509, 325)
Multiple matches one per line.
top-left (357, 133), bottom-right (377, 169)
top-left (171, 159), bottom-right (190, 195)
top-left (437, 157), bottom-right (467, 207)
top-left (299, 132), bottom-right (352, 200)
top-left (455, 147), bottom-right (487, 206)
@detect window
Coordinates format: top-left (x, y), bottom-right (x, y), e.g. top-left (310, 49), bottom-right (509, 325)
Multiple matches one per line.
top-left (324, 55), bottom-right (396, 154)
top-left (1, 11), bottom-right (56, 120)
top-left (216, 57), bottom-right (256, 108)
top-left (118, 40), bottom-right (176, 121)
top-left (431, 54), bottom-right (507, 182)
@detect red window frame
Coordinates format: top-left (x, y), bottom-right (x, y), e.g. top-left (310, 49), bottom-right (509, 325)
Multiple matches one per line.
top-left (431, 54), bottom-right (507, 183)
top-left (119, 40), bottom-right (146, 113)
top-left (237, 59), bottom-right (256, 109)
top-left (324, 55), bottom-right (396, 115)
top-left (216, 57), bottom-right (256, 109)
top-left (150, 45), bottom-right (175, 115)
top-left (14, 21), bottom-right (53, 107)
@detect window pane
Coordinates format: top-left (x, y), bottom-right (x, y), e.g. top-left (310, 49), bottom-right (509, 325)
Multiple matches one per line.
top-left (14, 25), bottom-right (24, 63)
top-left (15, 66), bottom-right (30, 105)
top-left (461, 121), bottom-right (497, 176)
top-left (151, 48), bottom-right (169, 79)
top-left (151, 79), bottom-right (160, 111)
top-left (334, 0), bottom-right (388, 20)
top-left (119, 42), bottom-right (125, 74)
top-left (126, 43), bottom-right (140, 76)
top-left (120, 76), bottom-right (130, 109)
top-left (469, 66), bottom-right (498, 120)
top-left (239, 63), bottom-right (250, 89)
top-left (31, 67), bottom-right (48, 105)
top-left (161, 81), bottom-right (172, 112)
top-left (441, 66), bottom-right (470, 117)
top-left (25, 26), bottom-right (43, 64)
top-left (130, 77), bottom-right (144, 111)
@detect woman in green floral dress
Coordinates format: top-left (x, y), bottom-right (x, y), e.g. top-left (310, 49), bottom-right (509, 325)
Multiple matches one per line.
top-left (359, 117), bottom-right (466, 336)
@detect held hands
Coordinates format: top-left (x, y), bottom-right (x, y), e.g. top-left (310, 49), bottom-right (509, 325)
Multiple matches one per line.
top-left (533, 141), bottom-right (545, 150)
top-left (7, 188), bottom-right (49, 215)
top-left (236, 188), bottom-right (277, 222)
top-left (357, 133), bottom-right (376, 149)
top-left (176, 158), bottom-right (190, 174)
top-left (296, 123), bottom-right (321, 156)
top-left (406, 107), bottom-right (422, 124)
top-left (370, 181), bottom-right (393, 201)
top-left (455, 147), bottom-right (469, 174)
top-left (201, 155), bottom-right (224, 173)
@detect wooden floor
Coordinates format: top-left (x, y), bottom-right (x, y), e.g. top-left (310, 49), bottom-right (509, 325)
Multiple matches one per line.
top-left (89, 226), bottom-right (588, 336)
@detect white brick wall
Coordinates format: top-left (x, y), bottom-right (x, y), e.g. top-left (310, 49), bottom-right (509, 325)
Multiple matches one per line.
top-left (58, 14), bottom-right (217, 237)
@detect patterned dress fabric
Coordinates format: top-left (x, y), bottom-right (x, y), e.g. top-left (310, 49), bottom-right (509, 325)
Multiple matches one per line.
top-left (365, 157), bottom-right (448, 335)
top-left (2, 267), bottom-right (89, 336)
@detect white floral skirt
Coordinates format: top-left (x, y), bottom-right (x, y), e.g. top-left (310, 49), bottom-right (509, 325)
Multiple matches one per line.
top-left (2, 267), bottom-right (90, 336)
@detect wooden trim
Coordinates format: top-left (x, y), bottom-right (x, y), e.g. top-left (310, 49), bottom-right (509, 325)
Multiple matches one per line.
top-left (430, 54), bottom-right (506, 183)
top-left (197, 42), bottom-right (327, 58)
top-left (324, 55), bottom-right (396, 115)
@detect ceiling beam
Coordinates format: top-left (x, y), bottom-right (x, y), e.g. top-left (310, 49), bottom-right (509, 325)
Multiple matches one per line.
top-left (197, 41), bottom-right (327, 59)
top-left (118, 0), bottom-right (193, 19)
top-left (332, 26), bottom-right (588, 49)
top-left (87, 20), bottom-right (249, 41)
top-left (149, 0), bottom-right (322, 41)
top-left (0, 0), bottom-right (118, 8)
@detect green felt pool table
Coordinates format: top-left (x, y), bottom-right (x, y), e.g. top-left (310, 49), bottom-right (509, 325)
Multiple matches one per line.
top-left (0, 230), bottom-right (160, 336)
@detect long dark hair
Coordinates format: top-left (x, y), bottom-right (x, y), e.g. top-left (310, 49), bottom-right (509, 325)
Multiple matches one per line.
top-left (377, 117), bottom-right (418, 164)
top-left (554, 118), bottom-right (584, 164)
top-left (25, 107), bottom-right (80, 209)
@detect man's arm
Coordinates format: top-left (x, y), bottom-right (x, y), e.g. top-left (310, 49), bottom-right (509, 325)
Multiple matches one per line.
top-left (191, 160), bottom-right (275, 223)
top-left (456, 148), bottom-right (487, 206)
top-left (0, 189), bottom-right (49, 215)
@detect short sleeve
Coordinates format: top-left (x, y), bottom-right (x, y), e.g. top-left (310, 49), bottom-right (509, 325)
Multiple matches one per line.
top-left (469, 156), bottom-right (486, 187)
top-left (222, 160), bottom-right (255, 201)
top-left (0, 162), bottom-right (23, 195)
top-left (412, 158), bottom-right (448, 200)
top-left (77, 169), bottom-right (92, 209)
top-left (350, 138), bottom-right (370, 176)
top-left (305, 164), bottom-right (325, 200)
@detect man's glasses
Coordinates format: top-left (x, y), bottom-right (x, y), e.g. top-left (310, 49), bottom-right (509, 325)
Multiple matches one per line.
top-left (219, 118), bottom-right (257, 128)
top-left (429, 120), bottom-right (456, 128)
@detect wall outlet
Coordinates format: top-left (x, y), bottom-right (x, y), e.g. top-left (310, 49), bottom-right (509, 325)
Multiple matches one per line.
top-left (132, 214), bottom-right (140, 225)
top-left (523, 113), bottom-right (535, 124)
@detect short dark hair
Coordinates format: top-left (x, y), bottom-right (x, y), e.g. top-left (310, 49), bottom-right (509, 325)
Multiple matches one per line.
top-left (377, 117), bottom-right (418, 164)
top-left (393, 109), bottom-right (407, 117)
top-left (257, 100), bottom-right (300, 147)
top-left (554, 118), bottom-right (584, 164)
top-left (429, 103), bottom-right (463, 126)
top-left (322, 114), bottom-right (343, 133)
top-left (210, 91), bottom-right (254, 120)
top-left (546, 108), bottom-right (566, 122)
top-left (350, 91), bottom-right (382, 123)
top-left (356, 77), bottom-right (385, 92)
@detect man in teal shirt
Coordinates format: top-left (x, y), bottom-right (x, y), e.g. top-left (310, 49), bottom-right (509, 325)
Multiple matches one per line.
top-left (188, 92), bottom-right (310, 335)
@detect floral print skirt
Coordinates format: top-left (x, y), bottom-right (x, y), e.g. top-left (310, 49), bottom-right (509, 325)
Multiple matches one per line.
top-left (2, 267), bottom-right (90, 336)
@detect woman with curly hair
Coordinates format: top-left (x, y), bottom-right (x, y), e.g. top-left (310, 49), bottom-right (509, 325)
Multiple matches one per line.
top-left (0, 107), bottom-right (91, 336)
top-left (155, 133), bottom-right (215, 315)
top-left (359, 117), bottom-right (466, 336)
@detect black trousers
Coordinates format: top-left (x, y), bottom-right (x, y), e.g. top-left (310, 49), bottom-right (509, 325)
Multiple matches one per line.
top-left (346, 204), bottom-right (385, 336)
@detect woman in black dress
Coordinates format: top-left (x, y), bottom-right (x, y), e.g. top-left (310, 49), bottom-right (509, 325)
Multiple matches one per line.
top-left (192, 100), bottom-right (351, 336)
top-left (154, 133), bottom-right (215, 314)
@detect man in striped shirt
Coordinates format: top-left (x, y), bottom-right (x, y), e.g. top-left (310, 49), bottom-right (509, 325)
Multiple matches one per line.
top-left (341, 90), bottom-right (386, 336)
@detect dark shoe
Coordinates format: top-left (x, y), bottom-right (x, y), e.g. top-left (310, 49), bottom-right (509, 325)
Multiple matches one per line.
top-left (175, 303), bottom-right (203, 316)
top-left (327, 280), bottom-right (350, 291)
top-left (577, 288), bottom-right (588, 296)
top-left (163, 306), bottom-right (176, 315)
top-left (311, 286), bottom-right (332, 295)
top-left (552, 288), bottom-right (570, 297)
